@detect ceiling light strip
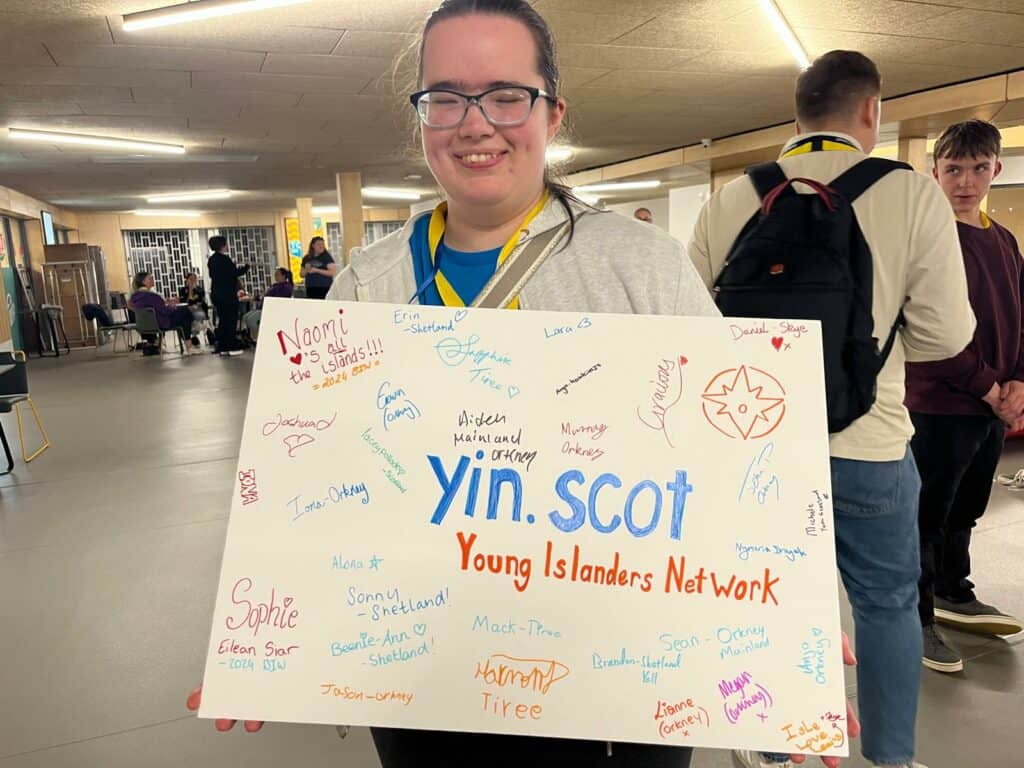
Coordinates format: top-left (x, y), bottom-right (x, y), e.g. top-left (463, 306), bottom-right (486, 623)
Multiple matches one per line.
top-left (146, 189), bottom-right (233, 203)
top-left (123, 0), bottom-right (315, 32)
top-left (132, 210), bottom-right (203, 217)
top-left (573, 180), bottom-right (662, 194)
top-left (10, 128), bottom-right (185, 155)
top-left (361, 188), bottom-right (421, 201)
top-left (759, 0), bottom-right (810, 70)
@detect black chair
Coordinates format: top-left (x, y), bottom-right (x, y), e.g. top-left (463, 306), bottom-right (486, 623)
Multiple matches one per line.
top-left (133, 307), bottom-right (185, 355)
top-left (0, 351), bottom-right (50, 473)
top-left (33, 305), bottom-right (70, 357)
top-left (82, 303), bottom-right (136, 354)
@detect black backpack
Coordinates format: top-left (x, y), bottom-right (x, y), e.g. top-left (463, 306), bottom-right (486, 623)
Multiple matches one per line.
top-left (713, 157), bottom-right (910, 434)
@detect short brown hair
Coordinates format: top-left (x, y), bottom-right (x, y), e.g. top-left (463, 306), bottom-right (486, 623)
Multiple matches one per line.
top-left (933, 119), bottom-right (1002, 163)
top-left (795, 50), bottom-right (881, 126)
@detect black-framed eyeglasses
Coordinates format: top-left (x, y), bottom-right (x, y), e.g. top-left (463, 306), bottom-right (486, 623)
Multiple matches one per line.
top-left (409, 85), bottom-right (556, 129)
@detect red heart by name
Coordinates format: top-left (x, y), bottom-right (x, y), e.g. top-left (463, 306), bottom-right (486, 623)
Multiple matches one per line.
top-left (338, 308), bottom-right (344, 315)
top-left (771, 337), bottom-right (784, 350)
top-left (679, 355), bottom-right (688, 366)
top-left (289, 353), bottom-right (303, 365)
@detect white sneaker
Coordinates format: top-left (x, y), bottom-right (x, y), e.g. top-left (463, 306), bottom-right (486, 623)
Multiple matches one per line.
top-left (734, 751), bottom-right (793, 768)
top-left (995, 468), bottom-right (1024, 488)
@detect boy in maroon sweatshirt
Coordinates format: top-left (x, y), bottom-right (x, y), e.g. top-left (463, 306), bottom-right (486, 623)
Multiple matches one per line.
top-left (906, 120), bottom-right (1024, 674)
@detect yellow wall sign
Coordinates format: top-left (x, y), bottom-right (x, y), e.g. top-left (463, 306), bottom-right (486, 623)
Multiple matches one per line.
top-left (285, 218), bottom-right (327, 285)
top-left (285, 218), bottom-right (303, 284)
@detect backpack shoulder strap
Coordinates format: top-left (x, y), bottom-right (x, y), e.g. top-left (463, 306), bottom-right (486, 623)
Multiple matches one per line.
top-left (829, 158), bottom-right (913, 202)
top-left (879, 309), bottom-right (906, 366)
top-left (745, 162), bottom-right (788, 201)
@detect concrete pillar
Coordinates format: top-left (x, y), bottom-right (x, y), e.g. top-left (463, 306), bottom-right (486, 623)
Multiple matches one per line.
top-left (295, 197), bottom-right (315, 256)
top-left (898, 136), bottom-right (928, 173)
top-left (336, 171), bottom-right (364, 265)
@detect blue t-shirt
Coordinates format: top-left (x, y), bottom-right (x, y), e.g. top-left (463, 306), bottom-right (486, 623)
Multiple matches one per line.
top-left (411, 214), bottom-right (501, 306)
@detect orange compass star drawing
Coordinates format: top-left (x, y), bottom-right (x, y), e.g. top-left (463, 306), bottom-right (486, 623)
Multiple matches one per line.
top-left (701, 365), bottom-right (786, 440)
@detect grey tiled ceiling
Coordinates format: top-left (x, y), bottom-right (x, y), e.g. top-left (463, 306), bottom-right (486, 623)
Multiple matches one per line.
top-left (0, 0), bottom-right (1021, 211)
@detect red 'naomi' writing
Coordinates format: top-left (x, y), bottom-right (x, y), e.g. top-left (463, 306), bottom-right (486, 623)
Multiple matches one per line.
top-left (276, 314), bottom-right (349, 354)
top-left (225, 577), bottom-right (300, 637)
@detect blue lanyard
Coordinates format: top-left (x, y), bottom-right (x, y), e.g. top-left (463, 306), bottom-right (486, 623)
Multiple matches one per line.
top-left (408, 265), bottom-right (440, 305)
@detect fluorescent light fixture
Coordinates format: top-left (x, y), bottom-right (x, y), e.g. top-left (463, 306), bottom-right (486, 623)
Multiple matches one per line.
top-left (546, 146), bottom-right (574, 163)
top-left (361, 187), bottom-right (421, 201)
top-left (145, 189), bottom-right (232, 203)
top-left (312, 206), bottom-right (339, 215)
top-left (10, 127), bottom-right (185, 155)
top-left (92, 154), bottom-right (259, 164)
top-left (759, 0), bottom-right (810, 70)
top-left (573, 180), bottom-right (662, 194)
top-left (131, 209), bottom-right (202, 217)
top-left (123, 0), bottom-right (314, 31)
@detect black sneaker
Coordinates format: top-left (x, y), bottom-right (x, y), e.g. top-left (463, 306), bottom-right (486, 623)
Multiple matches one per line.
top-left (190, 335), bottom-right (200, 347)
top-left (922, 623), bottom-right (963, 673)
top-left (935, 596), bottom-right (1023, 636)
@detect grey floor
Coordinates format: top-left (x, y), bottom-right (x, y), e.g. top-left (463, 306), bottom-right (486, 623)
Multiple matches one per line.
top-left (1, 350), bottom-right (1020, 768)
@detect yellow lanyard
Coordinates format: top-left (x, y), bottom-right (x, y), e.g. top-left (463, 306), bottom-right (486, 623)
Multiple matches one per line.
top-left (781, 134), bottom-right (858, 158)
top-left (427, 190), bottom-right (550, 309)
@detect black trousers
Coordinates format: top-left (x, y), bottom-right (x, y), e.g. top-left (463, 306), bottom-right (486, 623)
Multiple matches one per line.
top-left (305, 285), bottom-right (329, 300)
top-left (142, 307), bottom-right (192, 347)
top-left (909, 412), bottom-right (1004, 626)
top-left (170, 306), bottom-right (193, 338)
top-left (371, 728), bottom-right (692, 768)
top-left (213, 297), bottom-right (240, 352)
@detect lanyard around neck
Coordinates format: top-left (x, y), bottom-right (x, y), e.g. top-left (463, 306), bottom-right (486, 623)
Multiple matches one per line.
top-left (427, 190), bottom-right (550, 308)
top-left (782, 134), bottom-right (858, 158)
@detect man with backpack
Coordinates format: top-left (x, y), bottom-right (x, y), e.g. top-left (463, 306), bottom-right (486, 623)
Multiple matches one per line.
top-left (689, 51), bottom-right (974, 768)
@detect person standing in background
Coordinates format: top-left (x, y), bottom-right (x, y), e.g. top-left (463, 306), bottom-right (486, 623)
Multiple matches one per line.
top-left (689, 50), bottom-right (974, 768)
top-left (207, 235), bottom-right (248, 357)
top-left (905, 119), bottom-right (1024, 675)
top-left (300, 236), bottom-right (337, 299)
top-left (633, 207), bottom-right (652, 223)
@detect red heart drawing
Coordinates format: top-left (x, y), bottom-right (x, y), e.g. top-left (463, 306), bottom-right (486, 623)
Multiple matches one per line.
top-left (338, 308), bottom-right (344, 315)
top-left (679, 355), bottom-right (688, 366)
top-left (771, 337), bottom-right (784, 351)
top-left (289, 353), bottom-right (303, 365)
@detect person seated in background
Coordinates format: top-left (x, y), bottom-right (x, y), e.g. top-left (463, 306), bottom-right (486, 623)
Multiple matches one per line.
top-left (243, 268), bottom-right (293, 342)
top-left (178, 272), bottom-right (212, 346)
top-left (129, 271), bottom-right (198, 353)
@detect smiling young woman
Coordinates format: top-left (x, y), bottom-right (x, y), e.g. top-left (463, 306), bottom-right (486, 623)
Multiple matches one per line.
top-left (326, 5), bottom-right (715, 765)
top-left (326, 0), bottom-right (717, 318)
top-left (189, 0), bottom-right (719, 764)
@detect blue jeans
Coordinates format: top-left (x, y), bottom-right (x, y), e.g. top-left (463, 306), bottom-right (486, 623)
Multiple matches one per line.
top-left (832, 449), bottom-right (922, 765)
top-left (760, 450), bottom-right (920, 766)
